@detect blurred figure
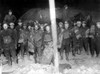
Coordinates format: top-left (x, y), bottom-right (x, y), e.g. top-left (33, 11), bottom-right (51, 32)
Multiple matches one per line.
top-left (3, 10), bottom-right (16, 24)
top-left (71, 21), bottom-right (82, 56)
top-left (57, 22), bottom-right (64, 59)
top-left (81, 21), bottom-right (89, 55)
top-left (18, 23), bottom-right (29, 60)
top-left (9, 22), bottom-right (15, 29)
top-left (61, 21), bottom-right (71, 60)
top-left (88, 25), bottom-right (96, 57)
top-left (40, 25), bottom-right (54, 64)
top-left (95, 22), bottom-right (100, 57)
top-left (0, 23), bottom-right (17, 66)
top-left (34, 23), bottom-right (44, 63)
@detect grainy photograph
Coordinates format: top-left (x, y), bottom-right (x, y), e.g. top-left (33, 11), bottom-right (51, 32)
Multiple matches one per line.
top-left (0, 0), bottom-right (100, 74)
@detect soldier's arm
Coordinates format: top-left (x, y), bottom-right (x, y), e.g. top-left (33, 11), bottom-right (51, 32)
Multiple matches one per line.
top-left (3, 15), bottom-right (8, 23)
top-left (13, 30), bottom-right (18, 47)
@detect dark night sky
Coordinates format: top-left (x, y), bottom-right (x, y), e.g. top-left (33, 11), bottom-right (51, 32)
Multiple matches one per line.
top-left (0, 0), bottom-right (100, 20)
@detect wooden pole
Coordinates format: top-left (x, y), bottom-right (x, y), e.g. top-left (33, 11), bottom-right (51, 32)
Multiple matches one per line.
top-left (49, 0), bottom-right (59, 72)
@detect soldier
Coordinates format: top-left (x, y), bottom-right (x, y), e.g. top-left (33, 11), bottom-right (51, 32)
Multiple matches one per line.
top-left (81, 21), bottom-right (89, 55)
top-left (0, 23), bottom-right (17, 65)
top-left (9, 22), bottom-right (17, 49)
top-left (34, 23), bottom-right (44, 63)
top-left (71, 21), bottom-right (82, 56)
top-left (3, 10), bottom-right (16, 24)
top-left (61, 21), bottom-right (71, 60)
top-left (0, 23), bottom-right (3, 56)
top-left (18, 23), bottom-right (29, 60)
top-left (57, 22), bottom-right (64, 60)
top-left (95, 22), bottom-right (100, 57)
top-left (16, 20), bottom-right (23, 55)
top-left (88, 25), bottom-right (96, 57)
top-left (28, 25), bottom-right (35, 59)
top-left (40, 25), bottom-right (54, 64)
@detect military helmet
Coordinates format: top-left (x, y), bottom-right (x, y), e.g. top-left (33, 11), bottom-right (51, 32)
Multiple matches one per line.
top-left (9, 22), bottom-right (14, 26)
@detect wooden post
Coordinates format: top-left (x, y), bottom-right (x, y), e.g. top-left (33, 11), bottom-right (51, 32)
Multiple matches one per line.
top-left (49, 0), bottom-right (59, 72)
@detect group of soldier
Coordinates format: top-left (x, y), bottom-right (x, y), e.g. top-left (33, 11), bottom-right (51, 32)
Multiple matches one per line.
top-left (57, 18), bottom-right (100, 61)
top-left (0, 10), bottom-right (100, 66)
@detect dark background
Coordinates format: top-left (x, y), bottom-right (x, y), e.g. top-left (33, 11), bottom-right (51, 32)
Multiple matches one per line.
top-left (0, 0), bottom-right (100, 21)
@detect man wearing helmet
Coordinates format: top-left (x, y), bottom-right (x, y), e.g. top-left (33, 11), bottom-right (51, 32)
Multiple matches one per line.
top-left (0, 23), bottom-right (17, 65)
top-left (61, 21), bottom-right (71, 60)
top-left (71, 21), bottom-right (82, 56)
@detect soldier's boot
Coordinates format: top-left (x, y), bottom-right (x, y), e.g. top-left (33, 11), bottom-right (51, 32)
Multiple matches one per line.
top-left (7, 57), bottom-right (12, 66)
top-left (20, 49), bottom-right (25, 60)
top-left (60, 52), bottom-right (63, 60)
top-left (72, 49), bottom-right (76, 56)
top-left (96, 51), bottom-right (99, 57)
top-left (8, 60), bottom-right (12, 66)
top-left (78, 48), bottom-right (82, 55)
top-left (13, 58), bottom-right (17, 65)
top-left (65, 53), bottom-right (69, 61)
top-left (91, 50), bottom-right (94, 57)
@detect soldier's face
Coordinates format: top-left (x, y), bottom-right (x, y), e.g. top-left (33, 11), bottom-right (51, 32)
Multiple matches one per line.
top-left (65, 22), bottom-right (69, 29)
top-left (82, 23), bottom-right (86, 27)
top-left (59, 22), bottom-right (63, 28)
top-left (10, 25), bottom-right (14, 29)
top-left (28, 26), bottom-right (31, 29)
top-left (9, 11), bottom-right (12, 15)
top-left (77, 21), bottom-right (81, 27)
top-left (3, 24), bottom-right (8, 30)
top-left (23, 25), bottom-right (26, 29)
top-left (35, 25), bottom-right (38, 30)
top-left (18, 22), bottom-right (22, 26)
top-left (91, 25), bottom-right (95, 30)
top-left (97, 23), bottom-right (100, 28)
top-left (77, 23), bottom-right (81, 27)
top-left (46, 26), bottom-right (50, 33)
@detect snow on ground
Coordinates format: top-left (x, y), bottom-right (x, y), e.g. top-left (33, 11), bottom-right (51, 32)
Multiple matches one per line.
top-left (1, 50), bottom-right (100, 74)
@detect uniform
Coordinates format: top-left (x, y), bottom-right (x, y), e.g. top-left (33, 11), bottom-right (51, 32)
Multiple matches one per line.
top-left (71, 26), bottom-right (82, 56)
top-left (34, 29), bottom-right (43, 61)
top-left (57, 28), bottom-right (64, 59)
top-left (61, 29), bottom-right (71, 60)
top-left (39, 31), bottom-right (54, 64)
top-left (0, 29), bottom-right (17, 65)
top-left (88, 25), bottom-right (96, 57)
top-left (3, 14), bottom-right (16, 24)
top-left (81, 27), bottom-right (89, 55)
top-left (95, 27), bottom-right (100, 57)
top-left (19, 28), bottom-right (29, 59)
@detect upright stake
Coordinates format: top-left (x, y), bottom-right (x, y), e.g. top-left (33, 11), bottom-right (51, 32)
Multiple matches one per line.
top-left (49, 0), bottom-right (59, 72)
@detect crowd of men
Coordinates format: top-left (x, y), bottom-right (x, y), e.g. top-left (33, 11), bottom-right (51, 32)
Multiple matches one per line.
top-left (0, 9), bottom-right (100, 66)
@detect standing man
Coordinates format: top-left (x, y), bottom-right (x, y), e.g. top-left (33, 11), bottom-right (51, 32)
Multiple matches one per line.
top-left (95, 22), bottom-right (100, 57)
top-left (61, 21), bottom-right (71, 60)
top-left (81, 21), bottom-right (89, 55)
top-left (19, 23), bottom-right (29, 60)
top-left (88, 25), bottom-right (96, 57)
top-left (0, 23), bottom-right (17, 65)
